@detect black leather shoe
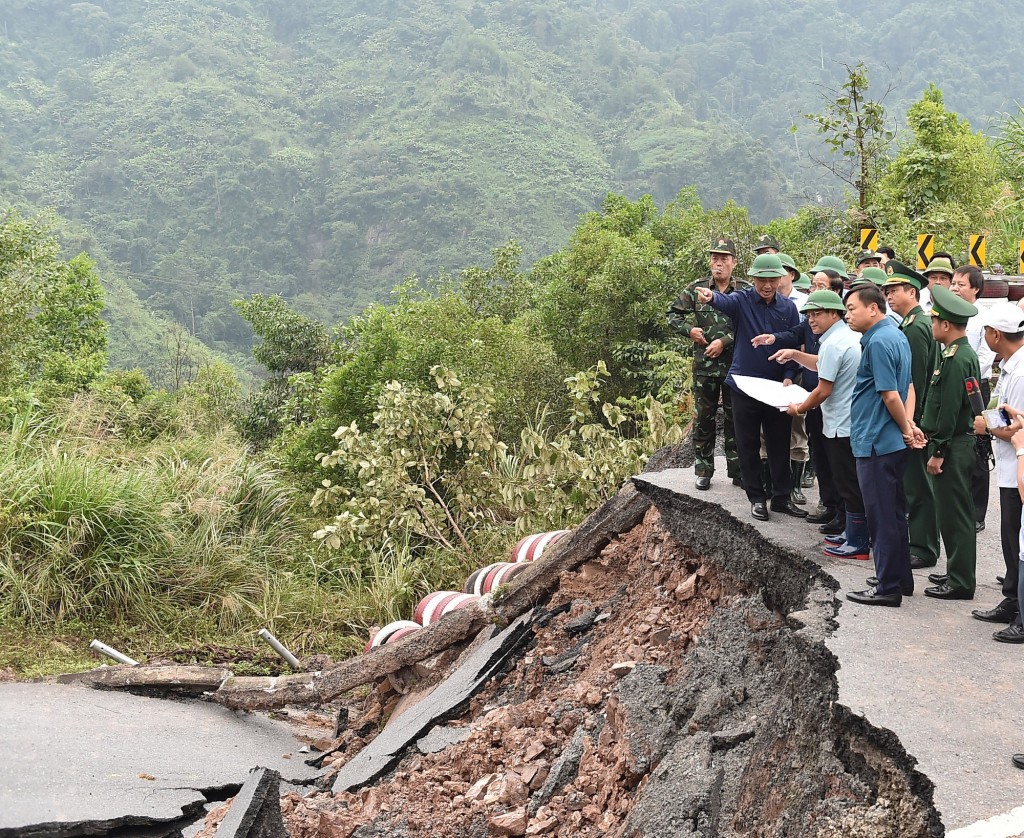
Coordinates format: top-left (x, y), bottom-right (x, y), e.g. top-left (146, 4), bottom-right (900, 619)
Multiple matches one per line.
top-left (924, 584), bottom-right (974, 600)
top-left (847, 587), bottom-right (901, 607)
top-left (1012, 754), bottom-right (1024, 769)
top-left (927, 573), bottom-right (948, 585)
top-left (865, 576), bottom-right (913, 596)
top-left (909, 555), bottom-right (937, 569)
top-left (807, 506), bottom-right (836, 524)
top-left (972, 604), bottom-right (1019, 623)
top-left (818, 515), bottom-right (844, 535)
top-left (994, 624), bottom-right (1024, 643)
top-left (976, 521), bottom-right (986, 533)
top-left (770, 500), bottom-right (808, 518)
top-left (998, 575), bottom-right (1005, 585)
top-left (731, 476), bottom-right (744, 487)
top-left (695, 475), bottom-right (711, 490)
top-left (751, 502), bottom-right (769, 521)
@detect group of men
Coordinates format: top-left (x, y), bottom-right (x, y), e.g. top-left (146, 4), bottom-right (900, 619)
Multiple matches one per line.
top-left (667, 236), bottom-right (1024, 648)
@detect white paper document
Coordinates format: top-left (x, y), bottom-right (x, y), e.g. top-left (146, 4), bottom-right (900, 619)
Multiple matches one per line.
top-left (732, 375), bottom-right (811, 409)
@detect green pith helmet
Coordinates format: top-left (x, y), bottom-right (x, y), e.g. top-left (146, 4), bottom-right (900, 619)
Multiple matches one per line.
top-left (748, 253), bottom-right (787, 278)
top-left (882, 259), bottom-right (929, 290)
top-left (709, 236), bottom-right (737, 256)
top-left (778, 253), bottom-right (799, 273)
top-left (924, 256), bottom-right (955, 277)
top-left (800, 290), bottom-right (846, 313)
top-left (753, 234), bottom-right (780, 252)
top-left (859, 267), bottom-right (888, 286)
top-left (794, 272), bottom-right (812, 290)
top-left (929, 283), bottom-right (977, 324)
top-left (810, 255), bottom-right (848, 275)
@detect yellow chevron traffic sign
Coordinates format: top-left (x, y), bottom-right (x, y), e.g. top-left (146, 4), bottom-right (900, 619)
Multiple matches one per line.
top-left (860, 228), bottom-right (878, 250)
top-left (916, 234), bottom-right (934, 270)
top-left (969, 235), bottom-right (986, 268)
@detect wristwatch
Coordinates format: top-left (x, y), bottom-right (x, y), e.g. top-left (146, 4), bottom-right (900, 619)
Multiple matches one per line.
top-left (1015, 448), bottom-right (1024, 458)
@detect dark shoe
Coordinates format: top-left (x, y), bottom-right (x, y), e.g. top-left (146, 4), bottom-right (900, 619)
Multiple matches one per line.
top-left (998, 575), bottom-right (1005, 585)
top-left (976, 521), bottom-right (986, 533)
top-left (972, 604), bottom-right (1019, 624)
top-left (819, 515), bottom-right (845, 536)
top-left (731, 477), bottom-right (744, 487)
top-left (924, 584), bottom-right (974, 600)
top-left (909, 555), bottom-right (937, 569)
top-left (807, 505), bottom-right (836, 524)
top-left (770, 500), bottom-right (808, 518)
top-left (994, 624), bottom-right (1024, 644)
top-left (751, 502), bottom-right (769, 521)
top-left (927, 573), bottom-right (949, 585)
top-left (695, 475), bottom-right (711, 491)
top-left (1012, 754), bottom-right (1024, 769)
top-left (866, 576), bottom-right (913, 596)
top-left (847, 587), bottom-right (901, 607)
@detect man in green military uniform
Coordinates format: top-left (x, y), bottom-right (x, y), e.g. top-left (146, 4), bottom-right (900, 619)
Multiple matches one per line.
top-left (668, 237), bottom-right (749, 489)
top-left (919, 284), bottom-right (982, 600)
top-left (882, 261), bottom-right (941, 569)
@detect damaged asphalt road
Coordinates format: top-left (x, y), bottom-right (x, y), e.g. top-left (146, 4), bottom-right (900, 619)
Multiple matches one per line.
top-left (0, 683), bottom-right (319, 837)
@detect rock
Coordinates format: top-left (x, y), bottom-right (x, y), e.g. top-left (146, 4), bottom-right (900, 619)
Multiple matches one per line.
top-left (528, 727), bottom-right (586, 815)
top-left (649, 627), bottom-right (672, 646)
top-left (674, 572), bottom-right (698, 601)
top-left (710, 724), bottom-right (756, 751)
top-left (523, 741), bottom-right (546, 762)
top-left (610, 661), bottom-right (637, 678)
top-left (489, 808), bottom-right (528, 836)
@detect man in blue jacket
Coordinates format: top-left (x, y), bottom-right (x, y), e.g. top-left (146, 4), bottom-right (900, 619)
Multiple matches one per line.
top-left (696, 253), bottom-right (805, 521)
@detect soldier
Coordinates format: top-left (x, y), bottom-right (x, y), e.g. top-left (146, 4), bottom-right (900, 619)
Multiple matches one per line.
top-left (882, 262), bottom-right (941, 571)
top-left (753, 234), bottom-right (780, 255)
top-left (920, 285), bottom-right (982, 600)
top-left (668, 237), bottom-right (748, 490)
top-left (855, 250), bottom-right (882, 273)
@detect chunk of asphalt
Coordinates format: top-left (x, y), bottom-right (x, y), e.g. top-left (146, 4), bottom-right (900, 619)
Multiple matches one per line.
top-left (330, 610), bottom-right (536, 794)
top-left (563, 609), bottom-right (598, 636)
top-left (528, 726), bottom-right (587, 816)
top-left (213, 768), bottom-right (287, 838)
top-left (416, 725), bottom-right (471, 754)
top-left (541, 639), bottom-right (588, 675)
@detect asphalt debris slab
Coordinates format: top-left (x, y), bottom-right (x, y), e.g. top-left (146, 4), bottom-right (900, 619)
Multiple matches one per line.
top-left (213, 768), bottom-right (287, 838)
top-left (330, 610), bottom-right (536, 794)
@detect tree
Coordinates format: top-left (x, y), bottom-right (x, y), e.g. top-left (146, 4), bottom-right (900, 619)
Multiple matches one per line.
top-left (803, 62), bottom-right (895, 211)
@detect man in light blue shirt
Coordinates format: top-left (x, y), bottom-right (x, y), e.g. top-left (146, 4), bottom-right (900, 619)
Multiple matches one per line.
top-left (771, 291), bottom-right (866, 560)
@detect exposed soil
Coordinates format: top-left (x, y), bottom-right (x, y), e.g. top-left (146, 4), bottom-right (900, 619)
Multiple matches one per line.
top-left (196, 501), bottom-right (942, 837)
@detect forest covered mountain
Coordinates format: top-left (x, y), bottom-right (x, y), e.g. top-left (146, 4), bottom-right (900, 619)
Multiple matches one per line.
top-left (1, 0), bottom-right (1022, 366)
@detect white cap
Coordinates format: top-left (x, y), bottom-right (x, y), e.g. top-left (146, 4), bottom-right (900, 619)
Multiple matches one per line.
top-left (986, 302), bottom-right (1024, 334)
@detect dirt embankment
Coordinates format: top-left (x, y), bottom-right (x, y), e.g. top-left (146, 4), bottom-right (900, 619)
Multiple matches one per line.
top-left (205, 480), bottom-right (942, 837)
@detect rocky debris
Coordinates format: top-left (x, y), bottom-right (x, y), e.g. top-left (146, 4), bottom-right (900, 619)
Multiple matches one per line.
top-left (203, 768), bottom-right (287, 838)
top-left (415, 725), bottom-right (471, 755)
top-left (271, 490), bottom-right (941, 838)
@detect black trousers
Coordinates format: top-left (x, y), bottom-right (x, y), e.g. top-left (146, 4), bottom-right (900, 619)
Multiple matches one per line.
top-left (857, 449), bottom-right (912, 597)
top-left (823, 435), bottom-right (864, 514)
top-left (730, 385), bottom-right (793, 504)
top-left (999, 486), bottom-right (1022, 607)
top-left (805, 407), bottom-right (840, 509)
top-left (972, 380), bottom-right (992, 524)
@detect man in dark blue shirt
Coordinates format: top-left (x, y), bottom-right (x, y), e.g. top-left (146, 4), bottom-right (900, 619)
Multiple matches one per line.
top-left (697, 253), bottom-right (804, 521)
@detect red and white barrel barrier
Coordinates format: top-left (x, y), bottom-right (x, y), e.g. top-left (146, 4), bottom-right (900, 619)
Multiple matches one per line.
top-left (414, 591), bottom-right (482, 626)
top-left (463, 561), bottom-right (528, 595)
top-left (364, 620), bottom-right (421, 653)
top-left (512, 530), bottom-right (570, 563)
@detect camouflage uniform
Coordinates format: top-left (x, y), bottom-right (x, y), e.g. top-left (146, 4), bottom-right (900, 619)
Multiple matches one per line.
top-left (668, 276), bottom-right (750, 478)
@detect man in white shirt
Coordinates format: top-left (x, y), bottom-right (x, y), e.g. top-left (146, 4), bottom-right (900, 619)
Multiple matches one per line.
top-left (969, 303), bottom-right (1024, 637)
top-left (952, 265), bottom-right (998, 531)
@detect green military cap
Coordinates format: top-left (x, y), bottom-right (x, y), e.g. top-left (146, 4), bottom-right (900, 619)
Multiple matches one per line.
top-left (810, 255), bottom-right (848, 275)
top-left (748, 253), bottom-right (787, 278)
top-left (753, 234), bottom-right (780, 252)
top-left (856, 249), bottom-right (881, 266)
top-left (858, 267), bottom-right (888, 286)
top-left (710, 236), bottom-right (737, 256)
top-left (800, 290), bottom-right (846, 313)
top-left (924, 256), bottom-right (955, 277)
top-left (882, 259), bottom-right (929, 290)
top-left (929, 283), bottom-right (977, 324)
top-left (794, 272), bottom-right (812, 290)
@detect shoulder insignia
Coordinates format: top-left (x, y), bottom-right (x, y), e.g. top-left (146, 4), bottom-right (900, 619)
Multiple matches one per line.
top-left (904, 314), bottom-right (916, 326)
top-left (943, 344), bottom-right (958, 358)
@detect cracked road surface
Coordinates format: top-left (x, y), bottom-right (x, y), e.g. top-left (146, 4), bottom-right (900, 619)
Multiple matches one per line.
top-left (0, 682), bottom-right (318, 835)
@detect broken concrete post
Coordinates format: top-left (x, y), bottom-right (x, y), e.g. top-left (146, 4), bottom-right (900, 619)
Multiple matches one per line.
top-left (88, 640), bottom-right (138, 666)
top-left (257, 629), bottom-right (302, 671)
